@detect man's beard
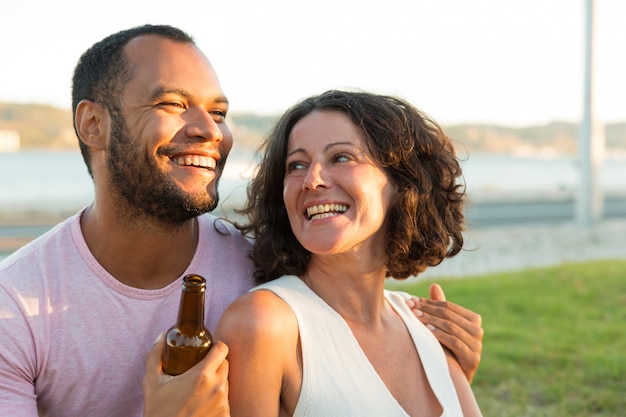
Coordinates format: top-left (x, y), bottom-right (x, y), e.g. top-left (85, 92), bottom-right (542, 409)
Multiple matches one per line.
top-left (106, 115), bottom-right (220, 225)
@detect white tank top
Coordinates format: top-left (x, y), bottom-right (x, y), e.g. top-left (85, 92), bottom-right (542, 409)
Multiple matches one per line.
top-left (254, 275), bottom-right (464, 417)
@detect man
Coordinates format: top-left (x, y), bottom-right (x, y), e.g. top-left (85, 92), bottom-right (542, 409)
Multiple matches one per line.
top-left (0, 25), bottom-right (482, 417)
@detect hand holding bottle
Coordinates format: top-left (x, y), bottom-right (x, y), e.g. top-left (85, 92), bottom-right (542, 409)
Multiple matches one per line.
top-left (143, 334), bottom-right (230, 417)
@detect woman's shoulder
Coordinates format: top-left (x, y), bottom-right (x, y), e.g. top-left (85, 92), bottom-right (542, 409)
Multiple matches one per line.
top-left (213, 283), bottom-right (304, 416)
top-left (214, 287), bottom-right (299, 345)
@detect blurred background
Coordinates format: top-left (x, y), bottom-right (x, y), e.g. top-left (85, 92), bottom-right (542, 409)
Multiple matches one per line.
top-left (1, 0), bottom-right (625, 264)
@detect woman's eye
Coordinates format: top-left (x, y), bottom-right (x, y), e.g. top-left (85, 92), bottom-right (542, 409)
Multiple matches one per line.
top-left (334, 153), bottom-right (350, 163)
top-left (287, 161), bottom-right (306, 172)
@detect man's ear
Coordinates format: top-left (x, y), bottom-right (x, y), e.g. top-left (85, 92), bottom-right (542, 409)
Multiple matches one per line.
top-left (75, 100), bottom-right (109, 150)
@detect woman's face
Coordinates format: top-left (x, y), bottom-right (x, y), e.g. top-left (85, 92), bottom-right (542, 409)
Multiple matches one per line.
top-left (283, 110), bottom-right (396, 257)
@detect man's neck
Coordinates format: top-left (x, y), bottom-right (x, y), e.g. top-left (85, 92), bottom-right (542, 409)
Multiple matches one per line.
top-left (80, 204), bottom-right (201, 289)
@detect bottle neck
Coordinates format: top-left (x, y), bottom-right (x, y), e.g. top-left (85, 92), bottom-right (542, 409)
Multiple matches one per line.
top-left (176, 288), bottom-right (205, 331)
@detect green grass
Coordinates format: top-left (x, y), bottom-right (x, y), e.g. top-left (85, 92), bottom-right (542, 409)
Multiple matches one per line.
top-left (387, 259), bottom-right (626, 417)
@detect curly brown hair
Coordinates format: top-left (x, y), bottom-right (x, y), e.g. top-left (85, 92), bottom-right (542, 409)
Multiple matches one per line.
top-left (237, 90), bottom-right (466, 284)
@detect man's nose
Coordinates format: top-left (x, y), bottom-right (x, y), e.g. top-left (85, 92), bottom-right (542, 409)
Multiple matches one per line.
top-left (184, 108), bottom-right (223, 142)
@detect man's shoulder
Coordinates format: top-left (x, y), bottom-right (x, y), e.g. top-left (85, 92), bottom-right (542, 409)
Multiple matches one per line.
top-left (0, 215), bottom-right (76, 276)
top-left (197, 214), bottom-right (253, 247)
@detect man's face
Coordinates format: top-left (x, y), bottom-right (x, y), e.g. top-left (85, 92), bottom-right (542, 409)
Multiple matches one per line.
top-left (106, 35), bottom-right (233, 224)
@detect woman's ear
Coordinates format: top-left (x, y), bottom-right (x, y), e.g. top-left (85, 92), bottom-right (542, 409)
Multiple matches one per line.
top-left (75, 100), bottom-right (109, 151)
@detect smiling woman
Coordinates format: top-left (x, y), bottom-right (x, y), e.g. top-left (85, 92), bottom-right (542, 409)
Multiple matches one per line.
top-left (283, 109), bottom-right (397, 258)
top-left (215, 90), bottom-right (482, 417)
top-left (240, 90), bottom-right (467, 284)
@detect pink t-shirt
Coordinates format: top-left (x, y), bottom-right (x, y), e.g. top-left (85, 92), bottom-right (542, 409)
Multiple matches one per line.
top-left (0, 209), bottom-right (255, 417)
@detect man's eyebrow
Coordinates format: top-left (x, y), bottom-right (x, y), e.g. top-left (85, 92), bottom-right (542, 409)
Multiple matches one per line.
top-left (149, 87), bottom-right (188, 101)
top-left (149, 87), bottom-right (229, 105)
top-left (214, 95), bottom-right (229, 105)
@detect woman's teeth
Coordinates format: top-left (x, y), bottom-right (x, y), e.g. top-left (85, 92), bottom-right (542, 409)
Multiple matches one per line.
top-left (306, 203), bottom-right (348, 220)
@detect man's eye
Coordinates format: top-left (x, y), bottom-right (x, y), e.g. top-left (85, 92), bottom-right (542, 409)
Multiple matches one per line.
top-left (211, 110), bottom-right (227, 122)
top-left (161, 102), bottom-right (185, 109)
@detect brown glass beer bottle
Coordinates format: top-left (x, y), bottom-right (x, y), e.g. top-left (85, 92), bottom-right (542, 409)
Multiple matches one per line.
top-left (161, 274), bottom-right (213, 376)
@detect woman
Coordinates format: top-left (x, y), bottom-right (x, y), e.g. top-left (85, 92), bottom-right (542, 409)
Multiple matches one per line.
top-left (215, 90), bottom-right (482, 416)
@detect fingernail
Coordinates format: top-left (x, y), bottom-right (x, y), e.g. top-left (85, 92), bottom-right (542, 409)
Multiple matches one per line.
top-left (154, 333), bottom-right (164, 345)
top-left (413, 309), bottom-right (424, 317)
top-left (427, 324), bottom-right (436, 332)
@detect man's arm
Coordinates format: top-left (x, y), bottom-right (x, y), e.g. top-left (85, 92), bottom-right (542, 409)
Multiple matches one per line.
top-left (404, 283), bottom-right (483, 383)
top-left (142, 335), bottom-right (230, 417)
top-left (0, 291), bottom-right (39, 416)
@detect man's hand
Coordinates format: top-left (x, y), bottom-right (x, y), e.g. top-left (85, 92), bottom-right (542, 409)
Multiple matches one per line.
top-left (142, 335), bottom-right (230, 417)
top-left (405, 283), bottom-right (483, 383)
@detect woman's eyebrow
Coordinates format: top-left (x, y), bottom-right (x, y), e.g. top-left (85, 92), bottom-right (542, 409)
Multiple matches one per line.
top-left (286, 141), bottom-right (356, 158)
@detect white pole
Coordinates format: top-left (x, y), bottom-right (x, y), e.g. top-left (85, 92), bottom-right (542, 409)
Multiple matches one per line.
top-left (577, 0), bottom-right (604, 226)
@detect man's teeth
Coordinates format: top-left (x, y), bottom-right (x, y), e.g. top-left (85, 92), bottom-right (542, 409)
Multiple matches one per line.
top-left (306, 203), bottom-right (348, 220)
top-left (174, 155), bottom-right (216, 169)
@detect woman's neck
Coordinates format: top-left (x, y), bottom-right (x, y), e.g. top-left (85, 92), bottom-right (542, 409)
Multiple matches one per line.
top-left (301, 254), bottom-right (390, 326)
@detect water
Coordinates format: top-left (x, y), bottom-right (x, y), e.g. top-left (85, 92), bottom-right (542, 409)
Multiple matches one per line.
top-left (0, 149), bottom-right (255, 215)
top-left (1, 150), bottom-right (625, 261)
top-left (0, 151), bottom-right (94, 212)
top-left (3, 150), bottom-right (624, 213)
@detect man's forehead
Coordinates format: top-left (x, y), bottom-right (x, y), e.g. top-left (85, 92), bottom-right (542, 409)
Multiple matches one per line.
top-left (121, 36), bottom-right (226, 100)
top-left (124, 34), bottom-right (199, 64)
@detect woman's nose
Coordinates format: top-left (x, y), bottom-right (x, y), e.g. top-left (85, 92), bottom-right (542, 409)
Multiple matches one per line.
top-left (302, 163), bottom-right (327, 190)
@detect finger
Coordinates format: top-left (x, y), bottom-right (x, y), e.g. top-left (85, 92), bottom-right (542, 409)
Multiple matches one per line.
top-left (191, 340), bottom-right (229, 375)
top-left (407, 295), bottom-right (483, 352)
top-left (189, 342), bottom-right (230, 405)
top-left (429, 283), bottom-right (446, 301)
top-left (145, 333), bottom-right (165, 372)
top-left (404, 296), bottom-right (418, 310)
top-left (143, 333), bottom-right (174, 392)
top-left (413, 300), bottom-right (474, 327)
top-left (416, 299), bottom-right (482, 327)
top-left (435, 331), bottom-right (482, 383)
top-left (409, 291), bottom-right (483, 384)
top-left (419, 312), bottom-right (484, 379)
top-left (207, 340), bottom-right (229, 364)
top-left (424, 316), bottom-right (483, 369)
top-left (419, 304), bottom-right (483, 339)
top-left (427, 316), bottom-right (482, 348)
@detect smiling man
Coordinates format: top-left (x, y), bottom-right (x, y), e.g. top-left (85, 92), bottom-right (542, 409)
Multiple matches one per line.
top-left (0, 25), bottom-right (249, 417)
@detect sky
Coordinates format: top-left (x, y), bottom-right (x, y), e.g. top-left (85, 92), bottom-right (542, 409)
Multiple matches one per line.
top-left (1, 0), bottom-right (624, 126)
